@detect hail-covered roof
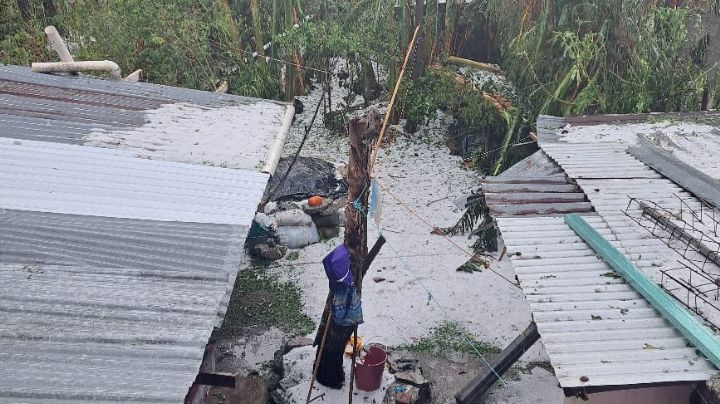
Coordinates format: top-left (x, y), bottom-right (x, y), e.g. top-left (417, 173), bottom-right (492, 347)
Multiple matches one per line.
top-left (0, 65), bottom-right (293, 402)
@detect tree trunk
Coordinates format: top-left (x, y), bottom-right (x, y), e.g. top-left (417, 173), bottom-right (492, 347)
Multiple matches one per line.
top-left (271, 0), bottom-right (279, 58)
top-left (314, 111), bottom-right (382, 389)
top-left (411, 0), bottom-right (427, 80)
top-left (361, 61), bottom-right (381, 106)
top-left (250, 0), bottom-right (267, 68)
top-left (444, 0), bottom-right (457, 54)
top-left (283, 0), bottom-right (295, 101)
top-left (16, 0), bottom-right (31, 20)
top-left (413, 0), bottom-right (425, 30)
top-left (42, 0), bottom-right (56, 18)
top-left (290, 6), bottom-right (305, 94)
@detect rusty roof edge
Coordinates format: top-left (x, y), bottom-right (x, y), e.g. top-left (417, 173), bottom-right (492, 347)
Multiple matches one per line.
top-left (0, 64), bottom-right (291, 108)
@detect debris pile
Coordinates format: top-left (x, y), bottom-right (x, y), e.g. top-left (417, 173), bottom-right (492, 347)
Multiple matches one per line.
top-left (249, 157), bottom-right (346, 260)
top-left (383, 351), bottom-right (431, 404)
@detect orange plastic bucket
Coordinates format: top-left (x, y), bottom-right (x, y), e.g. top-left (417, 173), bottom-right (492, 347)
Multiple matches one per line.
top-left (353, 344), bottom-right (387, 391)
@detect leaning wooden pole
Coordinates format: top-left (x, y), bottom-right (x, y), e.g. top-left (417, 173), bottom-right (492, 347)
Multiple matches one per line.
top-left (313, 111), bottom-right (381, 390)
top-left (369, 25), bottom-right (421, 173)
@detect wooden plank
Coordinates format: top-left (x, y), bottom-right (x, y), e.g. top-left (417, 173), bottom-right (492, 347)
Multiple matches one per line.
top-left (565, 213), bottom-right (720, 368)
top-left (481, 182), bottom-right (579, 194)
top-left (455, 323), bottom-right (539, 404)
top-left (489, 202), bottom-right (594, 216)
top-left (485, 192), bottom-right (587, 203)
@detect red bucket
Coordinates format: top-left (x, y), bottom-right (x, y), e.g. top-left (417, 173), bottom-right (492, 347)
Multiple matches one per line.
top-left (354, 344), bottom-right (387, 391)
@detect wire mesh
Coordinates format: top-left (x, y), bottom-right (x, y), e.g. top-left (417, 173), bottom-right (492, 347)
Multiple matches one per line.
top-left (624, 196), bottom-right (720, 329)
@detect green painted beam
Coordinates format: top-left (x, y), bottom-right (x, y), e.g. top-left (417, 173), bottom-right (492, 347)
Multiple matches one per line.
top-left (565, 213), bottom-right (720, 369)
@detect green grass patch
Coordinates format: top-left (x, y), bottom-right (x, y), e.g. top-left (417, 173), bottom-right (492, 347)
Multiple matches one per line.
top-left (219, 260), bottom-right (314, 337)
top-left (401, 322), bottom-right (500, 357)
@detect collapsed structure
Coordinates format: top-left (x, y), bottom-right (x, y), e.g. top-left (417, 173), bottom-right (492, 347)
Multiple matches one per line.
top-left (0, 64), bottom-right (293, 403)
top-left (477, 113), bottom-right (720, 403)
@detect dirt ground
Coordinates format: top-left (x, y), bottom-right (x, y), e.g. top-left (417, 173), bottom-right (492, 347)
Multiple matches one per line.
top-left (210, 78), bottom-right (565, 403)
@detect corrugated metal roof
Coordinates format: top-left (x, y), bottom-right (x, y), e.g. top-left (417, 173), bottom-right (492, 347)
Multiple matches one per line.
top-left (536, 113), bottom-right (720, 181)
top-left (0, 66), bottom-right (288, 401)
top-left (639, 129), bottom-right (720, 181)
top-left (0, 212), bottom-right (247, 402)
top-left (0, 137), bottom-right (268, 225)
top-left (479, 150), bottom-right (594, 217)
top-left (0, 64), bottom-right (293, 171)
top-left (496, 149), bottom-right (564, 178)
top-left (496, 215), bottom-right (716, 388)
top-left (490, 114), bottom-right (720, 390)
top-left (0, 263), bottom-right (221, 403)
top-left (539, 143), bottom-right (661, 179)
top-left (539, 118), bottom-right (720, 319)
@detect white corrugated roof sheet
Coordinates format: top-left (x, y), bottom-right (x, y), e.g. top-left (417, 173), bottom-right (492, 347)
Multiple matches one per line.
top-left (0, 65), bottom-right (291, 402)
top-left (492, 114), bottom-right (720, 390)
top-left (0, 137), bottom-right (268, 225)
top-left (497, 215), bottom-right (716, 388)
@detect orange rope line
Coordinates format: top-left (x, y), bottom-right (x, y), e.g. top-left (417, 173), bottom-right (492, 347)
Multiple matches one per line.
top-left (375, 179), bottom-right (520, 289)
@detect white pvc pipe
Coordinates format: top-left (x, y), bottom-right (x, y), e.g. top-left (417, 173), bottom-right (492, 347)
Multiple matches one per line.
top-left (31, 61), bottom-right (122, 78)
top-left (262, 104), bottom-right (295, 175)
top-left (44, 26), bottom-right (74, 63)
top-left (124, 69), bottom-right (142, 82)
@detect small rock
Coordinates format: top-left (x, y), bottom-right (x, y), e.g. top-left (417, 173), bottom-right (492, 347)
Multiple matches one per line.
top-left (373, 276), bottom-right (386, 283)
top-left (395, 370), bottom-right (428, 387)
top-left (388, 352), bottom-right (419, 373)
top-left (252, 242), bottom-right (286, 261)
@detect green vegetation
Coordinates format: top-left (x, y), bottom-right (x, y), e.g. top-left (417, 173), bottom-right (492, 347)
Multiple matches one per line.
top-left (401, 322), bottom-right (500, 357)
top-left (475, 0), bottom-right (720, 114)
top-left (219, 260), bottom-right (314, 337)
top-left (2, 0), bottom-right (719, 174)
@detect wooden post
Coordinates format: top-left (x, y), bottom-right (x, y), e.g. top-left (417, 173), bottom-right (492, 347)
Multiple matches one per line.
top-left (314, 110), bottom-right (381, 389)
top-left (455, 323), bottom-right (539, 403)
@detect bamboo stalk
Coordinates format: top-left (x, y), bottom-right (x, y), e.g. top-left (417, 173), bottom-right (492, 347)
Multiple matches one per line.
top-left (446, 56), bottom-right (504, 75)
top-left (369, 25), bottom-right (422, 173)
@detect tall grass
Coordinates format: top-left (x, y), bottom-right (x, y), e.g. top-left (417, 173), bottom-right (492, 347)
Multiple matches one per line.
top-left (472, 0), bottom-right (718, 115)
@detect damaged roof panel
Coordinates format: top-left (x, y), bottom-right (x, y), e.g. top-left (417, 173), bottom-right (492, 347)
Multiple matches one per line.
top-left (491, 113), bottom-right (720, 391)
top-left (479, 150), bottom-right (594, 217)
top-left (496, 215), bottom-right (716, 389)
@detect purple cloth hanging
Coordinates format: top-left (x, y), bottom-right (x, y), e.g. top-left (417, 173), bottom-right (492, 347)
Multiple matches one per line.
top-left (322, 244), bottom-right (354, 292)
